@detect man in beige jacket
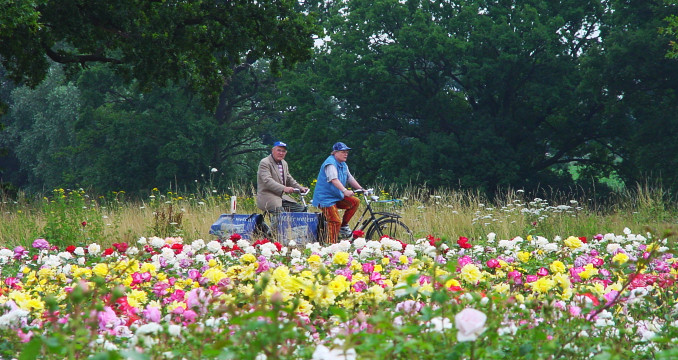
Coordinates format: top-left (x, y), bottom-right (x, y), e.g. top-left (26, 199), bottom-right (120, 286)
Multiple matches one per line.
top-left (256, 141), bottom-right (309, 213)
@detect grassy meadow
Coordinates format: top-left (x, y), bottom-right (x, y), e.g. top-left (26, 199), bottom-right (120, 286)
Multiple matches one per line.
top-left (2, 182), bottom-right (678, 359)
top-left (2, 182), bottom-right (676, 248)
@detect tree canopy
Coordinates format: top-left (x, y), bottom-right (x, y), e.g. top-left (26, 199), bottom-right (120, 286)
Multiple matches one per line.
top-left (275, 0), bottom-right (678, 194)
top-left (2, 0), bottom-right (678, 197)
top-left (0, 0), bottom-right (318, 107)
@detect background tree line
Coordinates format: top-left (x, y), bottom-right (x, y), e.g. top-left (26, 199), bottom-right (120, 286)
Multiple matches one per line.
top-left (1, 0), bottom-right (678, 199)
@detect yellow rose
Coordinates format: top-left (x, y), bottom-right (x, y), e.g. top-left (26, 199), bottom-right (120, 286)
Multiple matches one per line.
top-left (240, 253), bottom-right (257, 264)
top-left (140, 263), bottom-right (157, 274)
top-left (492, 283), bottom-right (510, 294)
top-left (460, 264), bottom-right (483, 284)
top-left (202, 267), bottom-right (228, 284)
top-left (126, 289), bottom-right (148, 308)
top-left (531, 277), bottom-right (555, 294)
top-left (579, 264), bottom-right (599, 280)
top-left (332, 252), bottom-right (350, 265)
top-left (307, 254), bottom-right (322, 265)
top-left (72, 267), bottom-right (92, 279)
top-left (328, 276), bottom-right (349, 295)
top-left (564, 236), bottom-right (583, 249)
top-left (92, 263), bottom-right (109, 277)
top-left (295, 299), bottom-right (314, 316)
top-left (517, 251), bottom-right (532, 263)
top-left (612, 252), bottom-right (629, 264)
top-left (550, 260), bottom-right (566, 274)
top-left (445, 278), bottom-right (461, 289)
top-left (37, 268), bottom-right (55, 279)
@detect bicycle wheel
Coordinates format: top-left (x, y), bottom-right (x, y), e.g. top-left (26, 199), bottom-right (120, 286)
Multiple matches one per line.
top-left (366, 218), bottom-right (414, 243)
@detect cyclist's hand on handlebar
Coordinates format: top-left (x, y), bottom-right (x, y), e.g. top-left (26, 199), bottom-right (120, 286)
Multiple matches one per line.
top-left (284, 187), bottom-right (296, 194)
top-left (342, 189), bottom-right (354, 197)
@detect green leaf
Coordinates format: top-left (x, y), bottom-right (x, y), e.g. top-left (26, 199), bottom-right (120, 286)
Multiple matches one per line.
top-left (119, 350), bottom-right (151, 360)
top-left (18, 336), bottom-right (42, 360)
top-left (519, 343), bottom-right (534, 356)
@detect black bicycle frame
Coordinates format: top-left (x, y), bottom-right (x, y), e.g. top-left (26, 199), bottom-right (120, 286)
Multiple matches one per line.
top-left (353, 192), bottom-right (402, 233)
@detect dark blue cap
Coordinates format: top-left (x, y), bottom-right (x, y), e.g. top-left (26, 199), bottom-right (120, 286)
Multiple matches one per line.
top-left (273, 141), bottom-right (287, 148)
top-left (332, 142), bottom-right (351, 151)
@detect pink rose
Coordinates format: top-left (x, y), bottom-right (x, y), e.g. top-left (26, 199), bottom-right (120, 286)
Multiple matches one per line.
top-left (455, 308), bottom-right (487, 342)
top-left (142, 305), bottom-right (162, 323)
top-left (507, 270), bottom-right (523, 284)
top-left (486, 258), bottom-right (500, 268)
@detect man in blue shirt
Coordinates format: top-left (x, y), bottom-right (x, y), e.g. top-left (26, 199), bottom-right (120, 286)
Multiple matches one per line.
top-left (312, 142), bottom-right (364, 243)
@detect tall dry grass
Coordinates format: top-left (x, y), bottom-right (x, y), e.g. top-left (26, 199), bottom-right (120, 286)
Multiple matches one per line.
top-left (1, 183), bottom-right (677, 248)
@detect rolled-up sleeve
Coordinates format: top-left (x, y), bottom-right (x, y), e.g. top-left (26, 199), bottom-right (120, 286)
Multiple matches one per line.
top-left (324, 164), bottom-right (354, 183)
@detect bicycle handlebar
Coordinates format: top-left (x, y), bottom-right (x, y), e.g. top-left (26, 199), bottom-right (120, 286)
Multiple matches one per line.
top-left (294, 188), bottom-right (310, 196)
top-left (354, 188), bottom-right (374, 195)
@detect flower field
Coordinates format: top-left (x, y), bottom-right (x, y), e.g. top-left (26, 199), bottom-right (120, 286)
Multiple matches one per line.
top-left (1, 225), bottom-right (678, 359)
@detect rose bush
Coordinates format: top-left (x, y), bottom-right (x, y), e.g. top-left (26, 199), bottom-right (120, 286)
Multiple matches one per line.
top-left (0, 226), bottom-right (677, 359)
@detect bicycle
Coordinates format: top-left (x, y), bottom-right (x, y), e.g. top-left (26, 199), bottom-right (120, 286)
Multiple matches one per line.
top-left (212, 188), bottom-right (413, 244)
top-left (349, 188), bottom-right (414, 243)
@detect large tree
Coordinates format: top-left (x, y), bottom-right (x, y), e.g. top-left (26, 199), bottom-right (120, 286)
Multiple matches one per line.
top-left (0, 67), bottom-right (80, 191)
top-left (1, 63), bottom-right (273, 193)
top-left (596, 0), bottom-right (678, 191)
top-left (0, 0), bottom-right (318, 107)
top-left (0, 0), bottom-right (319, 192)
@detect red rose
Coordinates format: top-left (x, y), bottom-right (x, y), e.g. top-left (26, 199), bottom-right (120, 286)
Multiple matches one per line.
top-left (103, 248), bottom-right (114, 256)
top-left (171, 243), bottom-right (184, 254)
top-left (352, 230), bottom-right (365, 238)
top-left (229, 233), bottom-right (242, 241)
top-left (427, 234), bottom-right (441, 247)
top-left (457, 236), bottom-right (472, 249)
top-left (81, 221), bottom-right (87, 227)
top-left (253, 239), bottom-right (270, 247)
top-left (578, 236), bottom-right (587, 244)
top-left (113, 242), bottom-right (129, 253)
top-left (66, 245), bottom-right (76, 253)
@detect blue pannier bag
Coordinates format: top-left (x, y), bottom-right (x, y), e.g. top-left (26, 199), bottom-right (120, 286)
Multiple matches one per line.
top-left (274, 212), bottom-right (321, 245)
top-left (210, 213), bottom-right (265, 240)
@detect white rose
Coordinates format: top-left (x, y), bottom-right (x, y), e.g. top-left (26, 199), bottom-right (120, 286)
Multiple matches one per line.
top-left (429, 316), bottom-right (453, 333)
top-left (191, 239), bottom-right (206, 251)
top-left (88, 243), bottom-right (101, 256)
top-left (455, 308), bottom-right (487, 342)
top-left (206, 241), bottom-right (221, 253)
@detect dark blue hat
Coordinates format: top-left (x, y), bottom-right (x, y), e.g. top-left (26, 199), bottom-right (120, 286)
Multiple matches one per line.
top-left (332, 142), bottom-right (351, 151)
top-left (273, 141), bottom-right (287, 148)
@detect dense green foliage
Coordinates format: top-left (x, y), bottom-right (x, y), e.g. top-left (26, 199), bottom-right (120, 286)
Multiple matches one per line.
top-left (0, 0), bottom-right (317, 106)
top-left (277, 0), bottom-right (678, 194)
top-left (1, 0), bottom-right (678, 197)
